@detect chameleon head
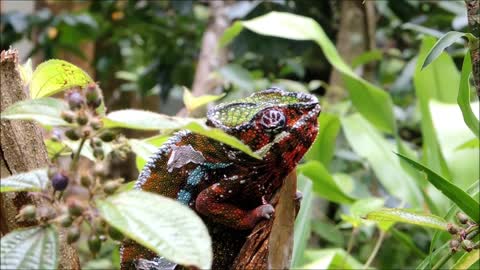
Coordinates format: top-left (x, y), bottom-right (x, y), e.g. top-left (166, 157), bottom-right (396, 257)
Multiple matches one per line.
top-left (207, 88), bottom-right (320, 167)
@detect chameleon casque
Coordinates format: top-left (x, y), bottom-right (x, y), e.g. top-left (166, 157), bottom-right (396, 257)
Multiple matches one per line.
top-left (121, 88), bottom-right (321, 269)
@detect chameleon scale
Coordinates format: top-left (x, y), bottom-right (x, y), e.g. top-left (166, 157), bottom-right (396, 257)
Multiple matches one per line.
top-left (122, 88), bottom-right (321, 270)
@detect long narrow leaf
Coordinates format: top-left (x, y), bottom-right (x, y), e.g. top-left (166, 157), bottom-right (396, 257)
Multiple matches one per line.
top-left (457, 51), bottom-right (479, 137)
top-left (396, 153), bottom-right (480, 221)
top-left (421, 31), bottom-right (465, 69)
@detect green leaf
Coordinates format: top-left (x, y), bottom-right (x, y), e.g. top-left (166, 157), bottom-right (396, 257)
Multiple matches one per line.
top-left (351, 49), bottom-right (383, 68)
top-left (96, 190), bottom-right (212, 269)
top-left (311, 221), bottom-right (344, 246)
top-left (103, 109), bottom-right (198, 130)
top-left (396, 153), bottom-right (480, 221)
top-left (366, 208), bottom-right (447, 230)
top-left (45, 139), bottom-right (71, 159)
top-left (451, 249), bottom-right (480, 270)
top-left (390, 229), bottom-right (427, 259)
top-left (240, 11), bottom-right (396, 133)
top-left (421, 31), bottom-right (465, 69)
top-left (217, 64), bottom-right (254, 90)
top-left (297, 161), bottom-right (355, 204)
top-left (30, 59), bottom-right (93, 98)
top-left (414, 37), bottom-right (458, 180)
top-left (341, 198), bottom-right (386, 228)
top-left (304, 113), bottom-right (340, 167)
top-left (133, 135), bottom-right (170, 172)
top-left (0, 98), bottom-right (69, 126)
top-left (219, 21), bottom-right (244, 47)
top-left (0, 169), bottom-right (49, 192)
top-left (456, 138), bottom-right (480, 150)
top-left (342, 114), bottom-right (423, 207)
top-left (302, 248), bottom-right (364, 270)
top-left (0, 226), bottom-right (59, 269)
top-left (291, 175), bottom-right (313, 268)
top-left (185, 122), bottom-right (261, 159)
top-left (430, 101), bottom-right (479, 190)
top-left (457, 51), bottom-right (479, 137)
top-left (182, 87), bottom-right (225, 112)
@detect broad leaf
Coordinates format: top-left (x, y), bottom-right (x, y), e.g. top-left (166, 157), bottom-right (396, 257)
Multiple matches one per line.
top-left (311, 221), bottom-right (344, 246)
top-left (103, 109), bottom-right (198, 130)
top-left (396, 153), bottom-right (480, 221)
top-left (304, 113), bottom-right (340, 167)
top-left (0, 98), bottom-right (69, 126)
top-left (340, 198), bottom-right (386, 228)
top-left (421, 31), bottom-right (465, 69)
top-left (457, 52), bottom-right (479, 137)
top-left (30, 59), bottom-right (93, 98)
top-left (366, 208), bottom-right (447, 230)
top-left (342, 114), bottom-right (423, 207)
top-left (0, 226), bottom-right (59, 269)
top-left (229, 11), bottom-right (396, 133)
top-left (297, 161), bottom-right (355, 204)
top-left (0, 169), bottom-right (49, 192)
top-left (185, 122), bottom-right (261, 159)
top-left (183, 88), bottom-right (225, 112)
top-left (97, 190), bottom-right (212, 269)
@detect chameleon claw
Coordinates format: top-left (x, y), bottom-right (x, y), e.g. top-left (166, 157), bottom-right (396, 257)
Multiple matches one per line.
top-left (257, 204), bottom-right (275, 219)
top-left (294, 191), bottom-right (303, 202)
top-left (261, 195), bottom-right (269, 205)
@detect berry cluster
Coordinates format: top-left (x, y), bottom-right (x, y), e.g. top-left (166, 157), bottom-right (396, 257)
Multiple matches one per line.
top-left (16, 83), bottom-right (131, 258)
top-left (447, 212), bottom-right (479, 253)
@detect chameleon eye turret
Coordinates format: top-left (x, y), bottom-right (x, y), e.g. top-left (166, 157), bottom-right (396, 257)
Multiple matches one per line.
top-left (122, 87), bottom-right (321, 269)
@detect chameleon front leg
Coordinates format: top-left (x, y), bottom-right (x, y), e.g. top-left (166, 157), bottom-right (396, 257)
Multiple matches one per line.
top-left (195, 183), bottom-right (275, 230)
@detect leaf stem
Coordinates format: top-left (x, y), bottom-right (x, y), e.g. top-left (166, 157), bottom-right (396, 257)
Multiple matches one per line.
top-left (363, 229), bottom-right (386, 269)
top-left (432, 251), bottom-right (453, 270)
top-left (71, 137), bottom-right (87, 171)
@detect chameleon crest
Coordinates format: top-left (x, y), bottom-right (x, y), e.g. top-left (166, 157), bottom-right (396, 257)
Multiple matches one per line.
top-left (122, 88), bottom-right (320, 269)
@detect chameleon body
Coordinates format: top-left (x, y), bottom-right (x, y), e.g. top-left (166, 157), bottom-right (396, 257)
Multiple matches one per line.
top-left (121, 88), bottom-right (320, 269)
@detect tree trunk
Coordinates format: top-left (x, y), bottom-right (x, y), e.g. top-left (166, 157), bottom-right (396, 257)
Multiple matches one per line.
top-left (232, 172), bottom-right (297, 269)
top-left (327, 0), bottom-right (376, 103)
top-left (465, 0), bottom-right (480, 96)
top-left (0, 48), bottom-right (80, 270)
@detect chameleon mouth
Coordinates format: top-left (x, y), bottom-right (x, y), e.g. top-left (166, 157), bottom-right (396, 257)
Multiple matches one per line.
top-left (207, 87), bottom-right (319, 129)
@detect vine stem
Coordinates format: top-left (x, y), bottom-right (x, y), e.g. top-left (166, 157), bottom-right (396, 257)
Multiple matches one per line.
top-left (71, 137), bottom-right (87, 171)
top-left (363, 230), bottom-right (386, 269)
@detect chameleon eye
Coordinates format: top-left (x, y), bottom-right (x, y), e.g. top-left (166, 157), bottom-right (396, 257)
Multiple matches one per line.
top-left (260, 109), bottom-right (285, 131)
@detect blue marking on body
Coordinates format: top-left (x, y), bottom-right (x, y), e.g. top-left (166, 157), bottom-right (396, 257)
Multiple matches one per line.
top-left (203, 162), bottom-right (231, 170)
top-left (177, 189), bottom-right (191, 205)
top-left (187, 166), bottom-right (205, 186)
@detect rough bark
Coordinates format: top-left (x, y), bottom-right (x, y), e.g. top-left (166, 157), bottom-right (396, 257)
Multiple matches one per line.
top-left (327, 0), bottom-right (376, 103)
top-left (0, 48), bottom-right (80, 270)
top-left (465, 0), bottom-right (480, 96)
top-left (232, 172), bottom-right (297, 270)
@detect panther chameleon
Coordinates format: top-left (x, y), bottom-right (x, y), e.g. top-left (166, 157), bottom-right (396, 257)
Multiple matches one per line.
top-left (121, 88), bottom-right (321, 269)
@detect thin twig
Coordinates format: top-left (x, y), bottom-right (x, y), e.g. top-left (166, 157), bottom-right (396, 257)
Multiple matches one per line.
top-left (363, 229), bottom-right (387, 269)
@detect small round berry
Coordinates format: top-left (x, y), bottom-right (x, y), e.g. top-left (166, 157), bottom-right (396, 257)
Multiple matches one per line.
top-left (58, 214), bottom-right (73, 228)
top-left (67, 198), bottom-right (84, 217)
top-left (456, 212), bottom-right (469, 224)
top-left (51, 172), bottom-right (69, 191)
top-left (103, 180), bottom-right (121, 195)
top-left (90, 118), bottom-right (103, 130)
top-left (93, 147), bottom-right (104, 160)
top-left (65, 128), bottom-right (80, 141)
top-left (88, 235), bottom-right (102, 255)
top-left (80, 175), bottom-right (92, 188)
top-left (99, 131), bottom-right (115, 142)
top-left (447, 223), bottom-right (460, 235)
top-left (61, 111), bottom-right (75, 123)
top-left (18, 205), bottom-right (36, 221)
top-left (450, 239), bottom-right (460, 253)
top-left (66, 91), bottom-right (84, 110)
top-left (76, 110), bottom-right (89, 125)
top-left (462, 239), bottom-right (474, 252)
top-left (67, 226), bottom-right (80, 244)
top-left (85, 83), bottom-right (102, 109)
top-left (90, 138), bottom-right (102, 148)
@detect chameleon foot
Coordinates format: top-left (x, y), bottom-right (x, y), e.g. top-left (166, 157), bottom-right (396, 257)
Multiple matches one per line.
top-left (254, 204), bottom-right (275, 219)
